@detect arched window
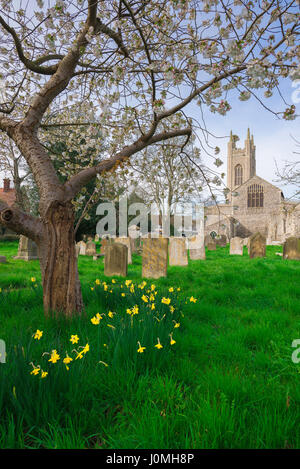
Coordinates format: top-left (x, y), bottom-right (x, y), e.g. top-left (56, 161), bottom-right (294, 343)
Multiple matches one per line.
top-left (247, 184), bottom-right (264, 207)
top-left (234, 164), bottom-right (243, 186)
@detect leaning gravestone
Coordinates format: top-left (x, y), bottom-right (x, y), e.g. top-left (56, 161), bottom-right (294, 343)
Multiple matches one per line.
top-left (142, 238), bottom-right (168, 279)
top-left (14, 235), bottom-right (38, 261)
top-left (216, 234), bottom-right (227, 247)
top-left (0, 256), bottom-right (7, 263)
top-left (169, 238), bottom-right (188, 266)
top-left (116, 237), bottom-right (132, 264)
top-left (283, 237), bottom-right (300, 260)
top-left (104, 243), bottom-right (128, 277)
top-left (230, 237), bottom-right (244, 255)
top-left (86, 239), bottom-right (97, 256)
top-left (248, 232), bottom-right (266, 258)
top-left (188, 235), bottom-right (206, 260)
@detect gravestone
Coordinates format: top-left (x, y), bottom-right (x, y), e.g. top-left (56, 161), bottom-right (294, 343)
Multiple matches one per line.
top-left (204, 234), bottom-right (212, 246)
top-left (128, 225), bottom-right (140, 253)
top-left (77, 240), bottom-right (86, 255)
top-left (230, 237), bottom-right (244, 255)
top-left (216, 234), bottom-right (227, 247)
top-left (283, 237), bottom-right (300, 260)
top-left (169, 238), bottom-right (188, 266)
top-left (248, 232), bottom-right (266, 258)
top-left (142, 238), bottom-right (168, 279)
top-left (188, 235), bottom-right (206, 260)
top-left (116, 237), bottom-right (132, 264)
top-left (14, 235), bottom-right (38, 261)
top-left (94, 234), bottom-right (99, 242)
top-left (0, 256), bottom-right (7, 263)
top-left (86, 239), bottom-right (97, 256)
top-left (207, 239), bottom-right (216, 251)
top-left (104, 243), bottom-right (128, 277)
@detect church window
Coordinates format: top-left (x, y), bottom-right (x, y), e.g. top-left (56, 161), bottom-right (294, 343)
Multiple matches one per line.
top-left (247, 184), bottom-right (264, 208)
top-left (234, 165), bottom-right (243, 186)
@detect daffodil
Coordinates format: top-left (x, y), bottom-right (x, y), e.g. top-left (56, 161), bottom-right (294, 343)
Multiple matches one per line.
top-left (95, 279), bottom-right (100, 285)
top-left (108, 311), bottom-right (114, 318)
top-left (33, 329), bottom-right (43, 340)
top-left (189, 296), bottom-right (197, 303)
top-left (30, 277), bottom-right (36, 283)
top-left (121, 293), bottom-right (125, 297)
top-left (63, 354), bottom-right (73, 370)
top-left (155, 338), bottom-right (163, 349)
top-left (130, 284), bottom-right (135, 293)
top-left (141, 294), bottom-right (148, 303)
top-left (48, 350), bottom-right (60, 363)
top-left (169, 333), bottom-right (176, 345)
top-left (173, 321), bottom-right (180, 329)
top-left (91, 287), bottom-right (94, 291)
top-left (137, 341), bottom-right (146, 353)
top-left (70, 334), bottom-right (79, 344)
top-left (169, 287), bottom-right (174, 292)
top-left (161, 297), bottom-right (171, 305)
top-left (30, 363), bottom-right (40, 375)
top-left (112, 279), bottom-right (116, 284)
top-left (151, 303), bottom-right (155, 310)
top-left (91, 315), bottom-right (100, 325)
top-left (170, 306), bottom-right (175, 313)
top-left (125, 279), bottom-right (132, 287)
top-left (151, 284), bottom-right (156, 291)
top-left (41, 370), bottom-right (48, 378)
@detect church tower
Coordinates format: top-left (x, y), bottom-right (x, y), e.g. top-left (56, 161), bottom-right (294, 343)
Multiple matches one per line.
top-left (227, 128), bottom-right (256, 201)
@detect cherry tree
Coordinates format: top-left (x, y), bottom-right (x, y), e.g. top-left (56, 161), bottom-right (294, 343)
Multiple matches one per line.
top-left (0, 0), bottom-right (299, 316)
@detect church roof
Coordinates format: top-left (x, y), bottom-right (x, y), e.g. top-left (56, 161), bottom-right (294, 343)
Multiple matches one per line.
top-left (0, 188), bottom-right (16, 206)
top-left (233, 174), bottom-right (284, 197)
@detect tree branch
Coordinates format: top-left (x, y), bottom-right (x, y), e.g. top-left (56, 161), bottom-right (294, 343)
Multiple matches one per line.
top-left (0, 201), bottom-right (42, 242)
top-left (64, 126), bottom-right (192, 201)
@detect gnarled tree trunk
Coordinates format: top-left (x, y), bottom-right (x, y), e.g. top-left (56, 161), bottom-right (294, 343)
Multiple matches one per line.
top-left (38, 201), bottom-right (83, 317)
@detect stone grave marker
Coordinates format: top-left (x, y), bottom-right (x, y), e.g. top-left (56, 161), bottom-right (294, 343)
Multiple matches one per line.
top-left (116, 237), bottom-right (132, 264)
top-left (283, 237), bottom-right (300, 260)
top-left (142, 238), bottom-right (168, 279)
top-left (248, 232), bottom-right (266, 258)
top-left (230, 237), bottom-right (244, 255)
top-left (14, 235), bottom-right (39, 261)
top-left (104, 243), bottom-right (128, 277)
top-left (168, 237), bottom-right (188, 266)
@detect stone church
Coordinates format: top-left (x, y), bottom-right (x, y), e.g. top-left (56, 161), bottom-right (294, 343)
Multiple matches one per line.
top-left (204, 129), bottom-right (300, 243)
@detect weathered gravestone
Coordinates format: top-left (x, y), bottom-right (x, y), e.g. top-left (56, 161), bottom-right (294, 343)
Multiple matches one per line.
top-left (86, 239), bottom-right (97, 256)
top-left (283, 237), bottom-right (300, 260)
top-left (188, 235), bottom-right (206, 260)
top-left (169, 238), bottom-right (188, 266)
top-left (104, 243), bottom-right (128, 277)
top-left (142, 238), bottom-right (168, 279)
top-left (14, 235), bottom-right (38, 261)
top-left (116, 237), bottom-right (132, 264)
top-left (230, 236), bottom-right (244, 255)
top-left (77, 240), bottom-right (86, 255)
top-left (207, 239), bottom-right (216, 251)
top-left (248, 232), bottom-right (266, 258)
top-left (0, 256), bottom-right (7, 263)
top-left (128, 225), bottom-right (140, 253)
top-left (216, 234), bottom-right (227, 247)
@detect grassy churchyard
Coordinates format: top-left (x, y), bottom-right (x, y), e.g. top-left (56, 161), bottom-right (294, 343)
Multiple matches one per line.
top-left (0, 239), bottom-right (300, 449)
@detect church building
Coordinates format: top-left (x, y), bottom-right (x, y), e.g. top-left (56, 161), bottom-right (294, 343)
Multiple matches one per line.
top-left (204, 130), bottom-right (300, 243)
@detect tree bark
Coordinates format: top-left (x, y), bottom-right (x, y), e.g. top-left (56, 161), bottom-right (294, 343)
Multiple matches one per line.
top-left (38, 201), bottom-right (83, 317)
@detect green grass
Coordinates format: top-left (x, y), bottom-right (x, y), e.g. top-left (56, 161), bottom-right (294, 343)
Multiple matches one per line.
top-left (0, 240), bottom-right (300, 449)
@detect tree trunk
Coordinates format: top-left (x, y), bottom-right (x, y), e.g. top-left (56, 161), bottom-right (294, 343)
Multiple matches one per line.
top-left (38, 201), bottom-right (83, 317)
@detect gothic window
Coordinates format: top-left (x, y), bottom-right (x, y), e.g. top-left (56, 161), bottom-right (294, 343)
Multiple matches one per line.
top-left (247, 184), bottom-right (264, 208)
top-left (234, 164), bottom-right (243, 186)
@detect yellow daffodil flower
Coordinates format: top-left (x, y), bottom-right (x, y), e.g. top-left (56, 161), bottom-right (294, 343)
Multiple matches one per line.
top-left (137, 341), bottom-right (146, 353)
top-left (48, 350), bottom-right (60, 363)
top-left (70, 335), bottom-right (79, 344)
top-left (41, 370), bottom-right (48, 378)
top-left (30, 277), bottom-right (36, 283)
top-left (155, 338), bottom-right (163, 349)
top-left (141, 295), bottom-right (148, 303)
top-left (33, 329), bottom-right (43, 340)
top-left (173, 321), bottom-right (180, 329)
top-left (169, 287), bottom-right (174, 292)
top-left (169, 334), bottom-right (176, 345)
top-left (95, 279), bottom-right (100, 285)
top-left (161, 297), bottom-right (171, 305)
top-left (108, 311), bottom-right (114, 318)
top-left (190, 296), bottom-right (197, 303)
